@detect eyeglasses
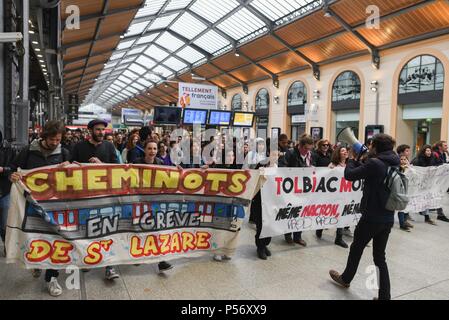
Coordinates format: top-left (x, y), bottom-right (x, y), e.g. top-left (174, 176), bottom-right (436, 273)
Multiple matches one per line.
top-left (322, 144), bottom-right (329, 147)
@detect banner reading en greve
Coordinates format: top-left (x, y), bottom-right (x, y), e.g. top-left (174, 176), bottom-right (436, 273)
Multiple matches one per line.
top-left (5, 164), bottom-right (259, 269)
top-left (260, 167), bottom-right (363, 238)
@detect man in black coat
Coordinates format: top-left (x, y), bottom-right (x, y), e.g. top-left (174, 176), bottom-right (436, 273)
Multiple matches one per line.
top-left (9, 120), bottom-right (70, 297)
top-left (329, 133), bottom-right (399, 300)
top-left (71, 119), bottom-right (120, 281)
top-left (282, 134), bottom-right (316, 246)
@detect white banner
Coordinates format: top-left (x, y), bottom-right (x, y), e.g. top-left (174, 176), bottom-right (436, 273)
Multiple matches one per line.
top-left (260, 167), bottom-right (362, 238)
top-left (404, 164), bottom-right (449, 213)
top-left (178, 82), bottom-right (218, 110)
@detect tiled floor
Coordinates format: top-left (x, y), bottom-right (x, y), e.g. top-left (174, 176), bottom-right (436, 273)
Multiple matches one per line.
top-left (1, 207), bottom-right (449, 300)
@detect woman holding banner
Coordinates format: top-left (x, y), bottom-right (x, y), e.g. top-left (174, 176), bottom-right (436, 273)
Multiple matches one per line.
top-left (133, 140), bottom-right (174, 273)
top-left (315, 146), bottom-right (349, 248)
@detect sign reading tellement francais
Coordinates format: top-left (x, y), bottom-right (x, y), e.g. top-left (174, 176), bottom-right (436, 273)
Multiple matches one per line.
top-left (178, 82), bottom-right (218, 110)
top-left (6, 164), bottom-right (259, 269)
top-left (260, 167), bottom-right (363, 238)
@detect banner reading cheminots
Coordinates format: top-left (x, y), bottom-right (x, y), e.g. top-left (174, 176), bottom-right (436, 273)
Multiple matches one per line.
top-left (260, 167), bottom-right (363, 238)
top-left (6, 164), bottom-right (259, 269)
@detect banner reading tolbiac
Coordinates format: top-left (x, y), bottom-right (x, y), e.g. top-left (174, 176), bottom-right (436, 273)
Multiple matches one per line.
top-left (6, 164), bottom-right (259, 269)
top-left (260, 167), bottom-right (363, 238)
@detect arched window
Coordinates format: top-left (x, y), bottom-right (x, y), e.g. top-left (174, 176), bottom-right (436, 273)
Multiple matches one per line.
top-left (399, 55), bottom-right (444, 94)
top-left (231, 94), bottom-right (242, 111)
top-left (255, 88), bottom-right (269, 110)
top-left (332, 71), bottom-right (361, 102)
top-left (287, 81), bottom-right (307, 107)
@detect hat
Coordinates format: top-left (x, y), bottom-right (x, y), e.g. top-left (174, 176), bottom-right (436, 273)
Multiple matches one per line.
top-left (87, 119), bottom-right (108, 129)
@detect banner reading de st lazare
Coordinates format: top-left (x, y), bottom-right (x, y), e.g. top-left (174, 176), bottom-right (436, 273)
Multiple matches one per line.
top-left (260, 167), bottom-right (363, 238)
top-left (6, 164), bottom-right (259, 269)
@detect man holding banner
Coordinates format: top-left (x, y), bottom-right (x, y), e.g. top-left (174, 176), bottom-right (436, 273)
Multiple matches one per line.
top-left (9, 120), bottom-right (71, 297)
top-left (329, 134), bottom-right (399, 300)
top-left (282, 134), bottom-right (316, 247)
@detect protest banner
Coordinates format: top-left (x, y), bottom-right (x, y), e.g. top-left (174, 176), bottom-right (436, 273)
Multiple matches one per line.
top-left (404, 164), bottom-right (449, 213)
top-left (260, 167), bottom-right (363, 238)
top-left (5, 164), bottom-right (259, 269)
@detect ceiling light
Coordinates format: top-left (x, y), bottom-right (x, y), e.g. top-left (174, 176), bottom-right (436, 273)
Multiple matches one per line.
top-left (37, 54), bottom-right (43, 57)
top-left (32, 41), bottom-right (38, 45)
top-left (234, 51), bottom-right (240, 57)
top-left (35, 48), bottom-right (40, 51)
top-left (39, 60), bottom-right (44, 63)
top-left (29, 30), bottom-right (35, 34)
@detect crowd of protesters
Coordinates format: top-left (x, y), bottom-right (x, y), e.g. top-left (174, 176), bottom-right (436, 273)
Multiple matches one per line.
top-left (1, 120), bottom-right (449, 299)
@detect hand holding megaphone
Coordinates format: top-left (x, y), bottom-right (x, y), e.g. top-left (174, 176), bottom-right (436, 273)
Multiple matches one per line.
top-left (337, 127), bottom-right (368, 161)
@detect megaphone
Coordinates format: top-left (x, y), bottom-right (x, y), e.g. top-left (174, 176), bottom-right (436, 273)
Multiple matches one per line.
top-left (337, 127), bottom-right (368, 158)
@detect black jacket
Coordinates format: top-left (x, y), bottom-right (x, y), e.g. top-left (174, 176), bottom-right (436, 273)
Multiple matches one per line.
top-left (71, 140), bottom-right (118, 164)
top-left (10, 139), bottom-right (70, 171)
top-left (0, 141), bottom-right (16, 195)
top-left (133, 157), bottom-right (164, 165)
top-left (344, 150), bottom-right (400, 224)
top-left (312, 150), bottom-right (331, 167)
top-left (283, 148), bottom-right (316, 168)
top-left (411, 155), bottom-right (437, 167)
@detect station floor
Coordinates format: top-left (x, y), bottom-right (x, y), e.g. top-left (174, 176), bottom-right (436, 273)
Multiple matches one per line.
top-left (1, 204), bottom-right (449, 300)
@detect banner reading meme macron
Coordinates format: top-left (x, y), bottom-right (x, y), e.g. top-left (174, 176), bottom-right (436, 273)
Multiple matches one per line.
top-left (260, 167), bottom-right (363, 238)
top-left (5, 164), bottom-right (259, 269)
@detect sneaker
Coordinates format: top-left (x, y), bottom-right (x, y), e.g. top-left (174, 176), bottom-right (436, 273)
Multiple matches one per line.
top-left (105, 267), bottom-right (120, 280)
top-left (437, 215), bottom-right (449, 222)
top-left (342, 229), bottom-right (353, 237)
top-left (400, 226), bottom-right (411, 232)
top-left (329, 270), bottom-right (350, 288)
top-left (404, 221), bottom-right (414, 228)
top-left (257, 248), bottom-right (267, 260)
top-left (294, 239), bottom-right (307, 247)
top-left (425, 219), bottom-right (437, 226)
top-left (222, 255), bottom-right (232, 261)
top-left (158, 261), bottom-right (173, 272)
top-left (334, 238), bottom-right (348, 248)
top-left (47, 277), bottom-right (62, 297)
top-left (213, 254), bottom-right (222, 262)
top-left (31, 269), bottom-right (42, 278)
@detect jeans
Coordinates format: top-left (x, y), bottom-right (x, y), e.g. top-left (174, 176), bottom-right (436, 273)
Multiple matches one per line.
top-left (44, 269), bottom-right (59, 282)
top-left (398, 212), bottom-right (405, 227)
top-left (0, 194), bottom-right (11, 242)
top-left (341, 219), bottom-right (394, 300)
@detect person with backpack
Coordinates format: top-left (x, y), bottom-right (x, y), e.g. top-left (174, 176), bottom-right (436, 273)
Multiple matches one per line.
top-left (329, 133), bottom-right (400, 300)
top-left (9, 120), bottom-right (71, 297)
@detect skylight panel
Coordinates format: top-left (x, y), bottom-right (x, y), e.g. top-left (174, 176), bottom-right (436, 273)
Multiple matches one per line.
top-left (136, 0), bottom-right (166, 18)
top-left (125, 21), bottom-right (149, 37)
top-left (136, 33), bottom-right (159, 45)
top-left (144, 45), bottom-right (169, 61)
top-left (129, 63), bottom-right (147, 75)
top-left (177, 46), bottom-right (205, 63)
top-left (190, 0), bottom-right (239, 24)
top-left (116, 40), bottom-right (135, 50)
top-left (164, 0), bottom-right (192, 11)
top-left (193, 30), bottom-right (230, 54)
top-left (217, 8), bottom-right (266, 40)
top-left (136, 55), bottom-right (157, 69)
top-left (156, 32), bottom-right (185, 52)
top-left (153, 65), bottom-right (173, 78)
top-left (147, 13), bottom-right (179, 31)
top-left (170, 12), bottom-right (207, 40)
top-left (164, 56), bottom-right (187, 71)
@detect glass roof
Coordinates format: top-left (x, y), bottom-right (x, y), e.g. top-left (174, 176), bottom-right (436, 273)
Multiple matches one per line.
top-left (84, 0), bottom-right (323, 107)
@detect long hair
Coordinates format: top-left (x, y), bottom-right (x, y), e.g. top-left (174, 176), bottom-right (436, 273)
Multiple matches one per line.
top-left (126, 133), bottom-right (139, 150)
top-left (330, 146), bottom-right (347, 166)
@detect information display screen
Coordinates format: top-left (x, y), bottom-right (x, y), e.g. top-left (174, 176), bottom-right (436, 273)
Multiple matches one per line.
top-left (182, 108), bottom-right (208, 125)
top-left (153, 106), bottom-right (181, 125)
top-left (208, 111), bottom-right (232, 126)
top-left (232, 112), bottom-right (254, 127)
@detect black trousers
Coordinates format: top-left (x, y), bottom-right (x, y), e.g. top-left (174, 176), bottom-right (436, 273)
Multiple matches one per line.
top-left (341, 219), bottom-right (393, 300)
top-left (252, 191), bottom-right (271, 249)
top-left (44, 269), bottom-right (59, 282)
top-left (284, 231), bottom-right (302, 241)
